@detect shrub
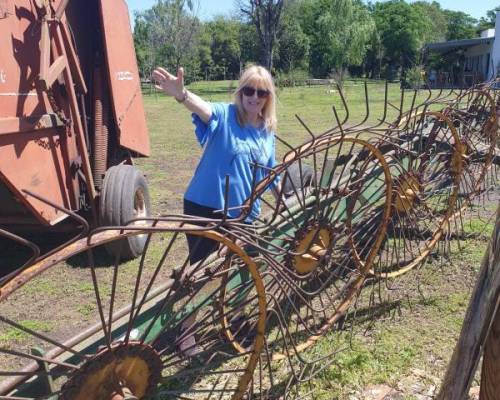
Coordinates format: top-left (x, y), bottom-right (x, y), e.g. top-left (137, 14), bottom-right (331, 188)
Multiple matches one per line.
top-left (404, 65), bottom-right (425, 89)
top-left (275, 69), bottom-right (310, 87)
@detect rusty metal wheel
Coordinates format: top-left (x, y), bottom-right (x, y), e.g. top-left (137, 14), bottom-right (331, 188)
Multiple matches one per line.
top-left (227, 134), bottom-right (392, 397)
top-left (0, 220), bottom-right (266, 400)
top-left (371, 111), bottom-right (463, 278)
top-left (443, 88), bottom-right (499, 204)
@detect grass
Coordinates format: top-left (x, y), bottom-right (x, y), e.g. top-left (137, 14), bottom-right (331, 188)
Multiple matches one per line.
top-left (0, 80), bottom-right (495, 397)
top-left (135, 81), bottom-right (495, 397)
top-left (137, 80), bottom-right (434, 213)
top-left (0, 320), bottom-right (53, 344)
top-left (296, 212), bottom-right (494, 398)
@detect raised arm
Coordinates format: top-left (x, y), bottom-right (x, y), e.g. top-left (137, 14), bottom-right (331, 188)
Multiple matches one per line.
top-left (152, 67), bottom-right (212, 124)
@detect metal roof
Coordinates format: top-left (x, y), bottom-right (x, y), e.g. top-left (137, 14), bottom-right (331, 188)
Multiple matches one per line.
top-left (425, 37), bottom-right (494, 53)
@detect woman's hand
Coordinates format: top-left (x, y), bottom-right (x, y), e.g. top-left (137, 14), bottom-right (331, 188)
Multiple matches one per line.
top-left (152, 66), bottom-right (212, 123)
top-left (152, 66), bottom-right (185, 101)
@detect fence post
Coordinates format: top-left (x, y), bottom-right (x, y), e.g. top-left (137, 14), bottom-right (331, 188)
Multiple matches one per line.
top-left (480, 296), bottom-right (500, 399)
top-left (437, 204), bottom-right (500, 400)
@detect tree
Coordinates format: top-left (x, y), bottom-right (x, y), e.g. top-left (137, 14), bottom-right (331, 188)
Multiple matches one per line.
top-left (134, 0), bottom-right (202, 80)
top-left (238, 0), bottom-right (284, 70)
top-left (364, 28), bottom-right (385, 79)
top-left (274, 3), bottom-right (309, 73)
top-left (301, 0), bottom-right (375, 79)
top-left (477, 6), bottom-right (500, 32)
top-left (206, 17), bottom-right (242, 79)
top-left (196, 25), bottom-right (214, 80)
top-left (444, 10), bottom-right (477, 41)
top-left (411, 1), bottom-right (447, 44)
top-left (372, 0), bottom-right (427, 77)
top-left (239, 23), bottom-right (262, 67)
top-left (133, 16), bottom-right (153, 78)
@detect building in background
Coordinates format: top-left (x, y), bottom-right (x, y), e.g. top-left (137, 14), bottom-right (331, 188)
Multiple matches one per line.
top-left (423, 12), bottom-right (500, 87)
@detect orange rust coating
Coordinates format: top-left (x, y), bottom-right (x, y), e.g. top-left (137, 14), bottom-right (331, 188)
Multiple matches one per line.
top-left (99, 0), bottom-right (150, 157)
top-left (0, 0), bottom-right (149, 226)
top-left (273, 137), bottom-right (394, 360)
top-left (369, 110), bottom-right (464, 279)
top-left (0, 0), bottom-right (82, 224)
top-left (0, 224), bottom-right (267, 400)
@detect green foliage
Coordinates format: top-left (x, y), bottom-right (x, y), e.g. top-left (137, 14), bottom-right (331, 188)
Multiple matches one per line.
top-left (132, 0), bottom-right (490, 82)
top-left (411, 1), bottom-right (447, 44)
top-left (300, 0), bottom-right (375, 78)
top-left (274, 6), bottom-right (310, 73)
top-left (239, 23), bottom-right (262, 67)
top-left (444, 10), bottom-right (478, 40)
top-left (404, 64), bottom-right (425, 89)
top-left (372, 0), bottom-right (427, 75)
top-left (206, 17), bottom-right (242, 79)
top-left (275, 68), bottom-right (309, 87)
top-left (239, 0), bottom-right (285, 69)
top-left (477, 6), bottom-right (500, 31)
top-left (133, 0), bottom-right (202, 79)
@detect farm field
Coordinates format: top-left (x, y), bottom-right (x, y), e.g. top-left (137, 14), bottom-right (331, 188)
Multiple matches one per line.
top-left (138, 79), bottom-right (436, 214)
top-left (120, 79), bottom-right (500, 398)
top-left (0, 80), bottom-right (496, 399)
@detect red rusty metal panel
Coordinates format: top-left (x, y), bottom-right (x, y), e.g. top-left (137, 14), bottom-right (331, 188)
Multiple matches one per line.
top-left (99, 0), bottom-right (150, 157)
top-left (0, 0), bottom-right (43, 118)
top-left (0, 128), bottom-right (79, 225)
top-left (0, 1), bottom-right (80, 226)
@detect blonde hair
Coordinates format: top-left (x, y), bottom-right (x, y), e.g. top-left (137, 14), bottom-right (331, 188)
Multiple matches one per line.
top-left (234, 65), bottom-right (277, 133)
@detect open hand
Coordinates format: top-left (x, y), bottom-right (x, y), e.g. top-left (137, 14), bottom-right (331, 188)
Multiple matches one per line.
top-left (152, 67), bottom-right (185, 100)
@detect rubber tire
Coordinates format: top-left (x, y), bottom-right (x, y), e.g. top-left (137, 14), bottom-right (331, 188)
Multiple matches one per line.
top-left (281, 163), bottom-right (314, 199)
top-left (99, 165), bottom-right (151, 260)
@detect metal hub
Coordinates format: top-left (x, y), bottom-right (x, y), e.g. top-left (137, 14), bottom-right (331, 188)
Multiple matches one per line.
top-left (288, 222), bottom-right (333, 275)
top-left (61, 342), bottom-right (162, 400)
top-left (393, 174), bottom-right (421, 214)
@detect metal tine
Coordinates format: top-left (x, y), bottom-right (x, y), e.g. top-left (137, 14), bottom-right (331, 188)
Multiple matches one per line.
top-left (397, 89), bottom-right (419, 132)
top-left (0, 190), bottom-right (90, 268)
top-left (275, 132), bottom-right (299, 154)
top-left (421, 79), bottom-right (434, 105)
top-left (0, 229), bottom-right (40, 286)
top-left (295, 114), bottom-right (317, 140)
top-left (347, 80), bottom-right (370, 130)
top-left (394, 86), bottom-right (406, 126)
top-left (332, 105), bottom-right (346, 137)
top-left (373, 80), bottom-right (390, 128)
top-left (337, 82), bottom-right (350, 126)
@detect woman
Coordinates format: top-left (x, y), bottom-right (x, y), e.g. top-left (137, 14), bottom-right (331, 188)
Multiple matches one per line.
top-left (152, 65), bottom-right (280, 264)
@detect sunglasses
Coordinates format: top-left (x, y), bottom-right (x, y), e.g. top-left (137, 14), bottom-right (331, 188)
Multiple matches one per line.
top-left (241, 86), bottom-right (270, 98)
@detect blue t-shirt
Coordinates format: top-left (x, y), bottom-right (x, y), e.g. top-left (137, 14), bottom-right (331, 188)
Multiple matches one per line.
top-left (184, 102), bottom-right (279, 221)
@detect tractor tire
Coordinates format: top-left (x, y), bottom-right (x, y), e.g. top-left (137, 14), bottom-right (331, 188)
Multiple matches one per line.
top-left (282, 162), bottom-right (314, 198)
top-left (99, 164), bottom-right (151, 260)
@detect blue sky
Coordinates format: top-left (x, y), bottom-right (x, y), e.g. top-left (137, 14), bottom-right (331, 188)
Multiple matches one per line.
top-left (126, 0), bottom-right (237, 24)
top-left (126, 0), bottom-right (499, 27)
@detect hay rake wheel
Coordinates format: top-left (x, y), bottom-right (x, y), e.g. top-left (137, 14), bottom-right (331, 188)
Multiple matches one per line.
top-left (0, 220), bottom-right (266, 400)
top-left (443, 88), bottom-right (499, 205)
top-left (225, 133), bottom-right (392, 397)
top-left (370, 111), bottom-right (463, 279)
top-left (2, 81), bottom-right (500, 400)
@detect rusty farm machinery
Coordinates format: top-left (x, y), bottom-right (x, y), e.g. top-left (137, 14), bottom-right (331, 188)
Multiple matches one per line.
top-left (0, 77), bottom-right (498, 399)
top-left (0, 1), bottom-right (499, 395)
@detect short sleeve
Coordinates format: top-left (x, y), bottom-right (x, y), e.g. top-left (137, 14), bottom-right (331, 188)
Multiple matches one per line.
top-left (191, 102), bottom-right (226, 146)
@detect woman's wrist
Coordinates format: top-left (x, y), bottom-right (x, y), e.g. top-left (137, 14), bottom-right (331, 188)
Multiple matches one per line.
top-left (175, 88), bottom-right (189, 103)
